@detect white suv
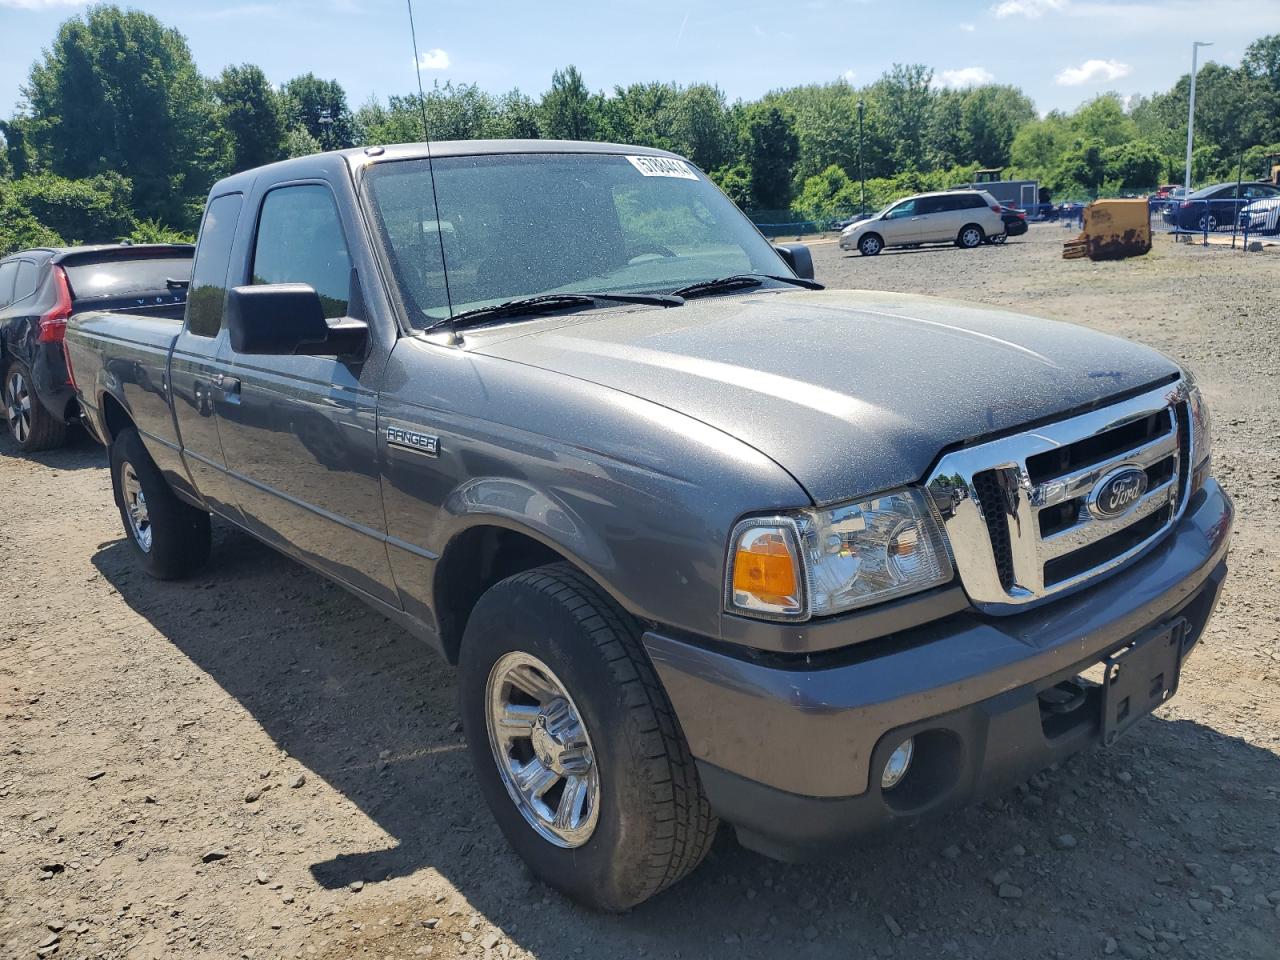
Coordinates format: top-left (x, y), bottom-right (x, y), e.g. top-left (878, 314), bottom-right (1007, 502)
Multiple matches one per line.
top-left (839, 190), bottom-right (1005, 256)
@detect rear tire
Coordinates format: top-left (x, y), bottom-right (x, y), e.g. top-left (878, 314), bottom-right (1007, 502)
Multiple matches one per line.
top-left (4, 359), bottom-right (66, 452)
top-left (459, 563), bottom-right (717, 912)
top-left (110, 427), bottom-right (211, 579)
top-left (858, 233), bottom-right (883, 256)
top-left (957, 224), bottom-right (985, 248)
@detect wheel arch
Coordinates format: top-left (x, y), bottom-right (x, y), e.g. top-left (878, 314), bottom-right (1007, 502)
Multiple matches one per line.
top-left (98, 390), bottom-right (134, 445)
top-left (431, 518), bottom-right (629, 665)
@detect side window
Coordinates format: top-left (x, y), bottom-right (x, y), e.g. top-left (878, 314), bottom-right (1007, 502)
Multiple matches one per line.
top-left (187, 193), bottom-right (245, 338)
top-left (967, 194), bottom-right (989, 209)
top-left (885, 199), bottom-right (916, 220)
top-left (252, 184), bottom-right (352, 319)
top-left (13, 260), bottom-right (40, 302)
top-left (0, 261), bottom-right (17, 307)
top-left (915, 197), bottom-right (943, 215)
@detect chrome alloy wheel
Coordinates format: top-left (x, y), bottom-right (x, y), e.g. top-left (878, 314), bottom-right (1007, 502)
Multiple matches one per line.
top-left (960, 226), bottom-right (983, 247)
top-left (120, 461), bottom-right (153, 553)
top-left (485, 651), bottom-right (600, 847)
top-left (5, 369), bottom-right (31, 443)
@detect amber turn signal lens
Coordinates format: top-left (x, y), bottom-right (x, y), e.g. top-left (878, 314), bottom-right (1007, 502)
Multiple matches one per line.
top-left (732, 526), bottom-right (801, 612)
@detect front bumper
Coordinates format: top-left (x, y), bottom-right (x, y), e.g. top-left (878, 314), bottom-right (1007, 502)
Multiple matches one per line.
top-left (644, 479), bottom-right (1232, 860)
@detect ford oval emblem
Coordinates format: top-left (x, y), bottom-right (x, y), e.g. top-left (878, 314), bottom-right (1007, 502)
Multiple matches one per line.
top-left (1088, 466), bottom-right (1148, 520)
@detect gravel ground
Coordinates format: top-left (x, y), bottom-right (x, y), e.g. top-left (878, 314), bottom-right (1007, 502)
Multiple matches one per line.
top-left (2, 224), bottom-right (1278, 960)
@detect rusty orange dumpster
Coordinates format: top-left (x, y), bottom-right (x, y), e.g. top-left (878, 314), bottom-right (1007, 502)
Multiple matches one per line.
top-left (1063, 199), bottom-right (1151, 261)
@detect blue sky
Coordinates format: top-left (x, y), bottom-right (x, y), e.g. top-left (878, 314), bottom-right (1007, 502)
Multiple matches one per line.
top-left (1, 0), bottom-right (1278, 119)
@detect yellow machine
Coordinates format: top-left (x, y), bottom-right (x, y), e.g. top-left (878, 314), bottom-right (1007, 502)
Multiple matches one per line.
top-left (1063, 199), bottom-right (1151, 261)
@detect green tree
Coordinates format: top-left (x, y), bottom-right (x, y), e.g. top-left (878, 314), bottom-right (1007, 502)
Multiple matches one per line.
top-left (1103, 140), bottom-right (1163, 189)
top-left (283, 73), bottom-right (356, 150)
top-left (710, 162), bottom-right (752, 207)
top-left (743, 104), bottom-right (799, 209)
top-left (869, 64), bottom-right (934, 172)
top-left (0, 181), bottom-right (64, 256)
top-left (215, 64), bottom-right (287, 173)
top-left (540, 66), bottom-right (601, 140)
top-left (795, 164), bottom-right (860, 221)
top-left (1053, 138), bottom-right (1107, 195)
top-left (8, 172), bottom-right (135, 243)
top-left (20, 5), bottom-right (224, 228)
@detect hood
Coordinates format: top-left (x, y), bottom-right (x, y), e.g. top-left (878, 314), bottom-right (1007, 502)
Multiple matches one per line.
top-left (467, 289), bottom-right (1179, 504)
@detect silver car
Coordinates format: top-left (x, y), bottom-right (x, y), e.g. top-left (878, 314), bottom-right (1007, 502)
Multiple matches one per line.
top-left (840, 189), bottom-right (1006, 256)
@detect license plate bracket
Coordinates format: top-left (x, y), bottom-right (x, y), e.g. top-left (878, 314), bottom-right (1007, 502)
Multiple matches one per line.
top-left (1100, 619), bottom-right (1187, 747)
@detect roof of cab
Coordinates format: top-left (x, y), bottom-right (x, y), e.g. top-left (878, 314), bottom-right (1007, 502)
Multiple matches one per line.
top-left (208, 139), bottom-right (687, 196)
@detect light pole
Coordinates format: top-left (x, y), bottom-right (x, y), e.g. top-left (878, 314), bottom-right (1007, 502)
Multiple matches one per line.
top-left (1183, 41), bottom-right (1212, 198)
top-left (856, 98), bottom-right (865, 215)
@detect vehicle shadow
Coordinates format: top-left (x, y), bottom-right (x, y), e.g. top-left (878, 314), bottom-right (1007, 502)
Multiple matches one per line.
top-left (92, 524), bottom-right (1280, 960)
top-left (0, 423), bottom-right (104, 470)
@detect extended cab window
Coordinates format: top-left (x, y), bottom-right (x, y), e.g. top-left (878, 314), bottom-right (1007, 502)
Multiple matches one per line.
top-left (187, 193), bottom-right (244, 338)
top-left (252, 185), bottom-right (352, 319)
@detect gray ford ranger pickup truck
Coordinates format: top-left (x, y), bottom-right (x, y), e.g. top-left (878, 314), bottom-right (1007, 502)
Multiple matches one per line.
top-left (64, 141), bottom-right (1233, 912)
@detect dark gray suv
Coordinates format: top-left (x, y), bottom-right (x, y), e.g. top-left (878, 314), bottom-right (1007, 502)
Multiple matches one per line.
top-left (1, 244), bottom-right (191, 451)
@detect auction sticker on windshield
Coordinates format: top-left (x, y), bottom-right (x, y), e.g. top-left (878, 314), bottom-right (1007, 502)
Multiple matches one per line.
top-left (626, 155), bottom-right (699, 180)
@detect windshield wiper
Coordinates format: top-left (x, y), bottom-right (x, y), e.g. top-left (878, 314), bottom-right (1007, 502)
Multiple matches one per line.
top-left (670, 273), bottom-right (824, 298)
top-left (428, 291), bottom-right (684, 333)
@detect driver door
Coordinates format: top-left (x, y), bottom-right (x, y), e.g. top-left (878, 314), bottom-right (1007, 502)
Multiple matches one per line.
top-left (879, 199), bottom-right (921, 246)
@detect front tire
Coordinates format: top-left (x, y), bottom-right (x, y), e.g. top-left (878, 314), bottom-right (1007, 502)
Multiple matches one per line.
top-left (4, 359), bottom-right (66, 452)
top-left (459, 563), bottom-right (717, 912)
top-left (110, 427), bottom-right (211, 579)
top-left (957, 224), bottom-right (985, 248)
top-left (858, 233), bottom-right (883, 256)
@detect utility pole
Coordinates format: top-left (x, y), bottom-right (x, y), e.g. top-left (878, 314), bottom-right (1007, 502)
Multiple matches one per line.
top-left (857, 98), bottom-right (866, 216)
top-left (1183, 41), bottom-right (1212, 199)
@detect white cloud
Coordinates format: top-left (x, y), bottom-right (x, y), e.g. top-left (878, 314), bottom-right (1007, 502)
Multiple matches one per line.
top-left (960, 22), bottom-right (976, 31)
top-left (936, 66), bottom-right (995, 89)
top-left (992, 0), bottom-right (1068, 18)
top-left (1055, 58), bottom-right (1132, 86)
top-left (0, 0), bottom-right (90, 8)
top-left (842, 69), bottom-right (858, 83)
top-left (415, 48), bottom-right (450, 70)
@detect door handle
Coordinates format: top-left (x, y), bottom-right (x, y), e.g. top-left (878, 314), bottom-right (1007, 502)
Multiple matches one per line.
top-left (211, 372), bottom-right (241, 397)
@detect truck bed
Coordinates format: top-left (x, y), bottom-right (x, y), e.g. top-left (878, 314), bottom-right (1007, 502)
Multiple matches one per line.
top-left (64, 309), bottom-right (183, 452)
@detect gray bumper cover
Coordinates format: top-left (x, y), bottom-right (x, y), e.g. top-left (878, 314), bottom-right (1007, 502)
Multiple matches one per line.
top-left (644, 480), bottom-right (1233, 802)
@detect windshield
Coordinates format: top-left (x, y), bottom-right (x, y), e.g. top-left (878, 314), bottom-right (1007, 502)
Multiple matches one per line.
top-left (362, 152), bottom-right (791, 328)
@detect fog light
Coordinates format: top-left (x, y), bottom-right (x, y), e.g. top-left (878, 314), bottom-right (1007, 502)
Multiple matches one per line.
top-left (881, 737), bottom-right (915, 790)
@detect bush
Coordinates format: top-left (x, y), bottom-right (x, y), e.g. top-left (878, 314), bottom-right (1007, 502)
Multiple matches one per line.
top-left (9, 171), bottom-right (136, 243)
top-left (0, 182), bottom-right (64, 256)
top-left (128, 218), bottom-right (195, 244)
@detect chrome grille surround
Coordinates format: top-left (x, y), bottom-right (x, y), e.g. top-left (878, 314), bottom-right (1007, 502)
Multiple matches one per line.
top-left (926, 379), bottom-right (1191, 614)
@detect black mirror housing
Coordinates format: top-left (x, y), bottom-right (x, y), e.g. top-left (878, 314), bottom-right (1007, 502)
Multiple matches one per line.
top-left (773, 243), bottom-right (815, 281)
top-left (226, 284), bottom-right (367, 357)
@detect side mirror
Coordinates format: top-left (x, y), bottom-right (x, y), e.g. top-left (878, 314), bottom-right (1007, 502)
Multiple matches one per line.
top-left (773, 243), bottom-right (815, 280)
top-left (226, 283), bottom-right (367, 357)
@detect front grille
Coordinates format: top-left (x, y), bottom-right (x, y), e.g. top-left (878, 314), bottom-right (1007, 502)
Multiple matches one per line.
top-left (926, 380), bottom-right (1190, 611)
top-left (973, 470), bottom-right (1015, 590)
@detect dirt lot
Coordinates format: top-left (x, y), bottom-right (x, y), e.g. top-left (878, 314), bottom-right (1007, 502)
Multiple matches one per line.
top-left (2, 224), bottom-right (1279, 960)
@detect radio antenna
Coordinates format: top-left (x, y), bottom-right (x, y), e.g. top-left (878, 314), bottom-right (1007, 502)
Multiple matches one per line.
top-left (405, 0), bottom-right (457, 337)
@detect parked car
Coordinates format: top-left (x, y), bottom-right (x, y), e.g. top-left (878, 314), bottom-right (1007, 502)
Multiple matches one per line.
top-left (1162, 181), bottom-right (1280, 232)
top-left (839, 189), bottom-right (1005, 255)
top-left (1239, 195), bottom-right (1280, 235)
top-left (989, 205), bottom-right (1028, 243)
top-left (65, 141), bottom-right (1231, 912)
top-left (1, 244), bottom-right (192, 451)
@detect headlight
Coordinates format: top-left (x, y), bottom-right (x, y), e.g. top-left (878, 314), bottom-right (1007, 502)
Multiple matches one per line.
top-left (726, 488), bottom-right (953, 621)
